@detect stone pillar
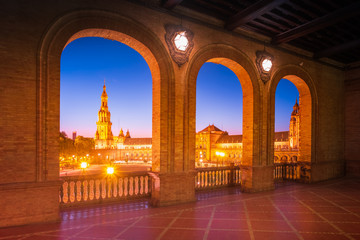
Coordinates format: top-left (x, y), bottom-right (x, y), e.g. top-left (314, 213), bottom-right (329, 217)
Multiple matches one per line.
top-left (0, 181), bottom-right (61, 227)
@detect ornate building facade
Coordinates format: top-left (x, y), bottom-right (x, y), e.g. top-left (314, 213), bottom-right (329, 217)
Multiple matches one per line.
top-left (94, 84), bottom-right (299, 165)
top-left (195, 100), bottom-right (300, 166)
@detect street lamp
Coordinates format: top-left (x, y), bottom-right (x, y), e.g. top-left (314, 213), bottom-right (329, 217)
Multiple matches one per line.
top-left (80, 162), bottom-right (88, 169)
top-left (107, 167), bottom-right (114, 175)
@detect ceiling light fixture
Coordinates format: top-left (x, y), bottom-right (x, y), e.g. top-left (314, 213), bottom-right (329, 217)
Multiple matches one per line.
top-left (256, 50), bottom-right (274, 83)
top-left (165, 24), bottom-right (194, 66)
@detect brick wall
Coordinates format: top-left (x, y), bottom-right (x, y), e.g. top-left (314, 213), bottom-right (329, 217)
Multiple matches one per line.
top-left (345, 68), bottom-right (360, 177)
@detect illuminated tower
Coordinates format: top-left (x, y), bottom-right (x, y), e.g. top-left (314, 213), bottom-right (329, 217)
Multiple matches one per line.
top-left (289, 99), bottom-right (300, 149)
top-left (95, 82), bottom-right (114, 149)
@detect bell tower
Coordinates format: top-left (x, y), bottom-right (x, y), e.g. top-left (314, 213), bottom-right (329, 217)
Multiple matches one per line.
top-left (289, 99), bottom-right (300, 149)
top-left (95, 81), bottom-right (114, 149)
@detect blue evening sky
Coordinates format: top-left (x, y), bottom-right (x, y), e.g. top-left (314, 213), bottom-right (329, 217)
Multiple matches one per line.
top-left (60, 37), bottom-right (299, 138)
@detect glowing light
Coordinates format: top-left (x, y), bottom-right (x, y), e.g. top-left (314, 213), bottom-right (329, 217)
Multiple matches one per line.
top-left (216, 152), bottom-right (225, 157)
top-left (80, 162), bottom-right (88, 169)
top-left (107, 167), bottom-right (114, 175)
top-left (261, 58), bottom-right (272, 72)
top-left (173, 31), bottom-right (189, 51)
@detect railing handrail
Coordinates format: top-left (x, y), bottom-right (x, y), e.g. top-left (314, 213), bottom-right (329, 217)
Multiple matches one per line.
top-left (195, 166), bottom-right (240, 171)
top-left (60, 171), bottom-right (149, 181)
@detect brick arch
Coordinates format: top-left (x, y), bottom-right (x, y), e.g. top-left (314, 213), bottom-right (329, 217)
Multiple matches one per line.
top-left (38, 10), bottom-right (174, 181)
top-left (185, 44), bottom-right (260, 171)
top-left (269, 64), bottom-right (318, 168)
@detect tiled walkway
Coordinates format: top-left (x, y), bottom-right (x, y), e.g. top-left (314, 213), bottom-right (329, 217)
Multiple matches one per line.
top-left (1, 178), bottom-right (360, 240)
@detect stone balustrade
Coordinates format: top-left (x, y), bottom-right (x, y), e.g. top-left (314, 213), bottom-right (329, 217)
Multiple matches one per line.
top-left (60, 171), bottom-right (151, 207)
top-left (274, 163), bottom-right (298, 181)
top-left (195, 165), bottom-right (241, 190)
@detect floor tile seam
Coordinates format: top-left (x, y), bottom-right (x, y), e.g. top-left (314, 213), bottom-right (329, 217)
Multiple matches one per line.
top-left (309, 191), bottom-right (360, 218)
top-left (205, 228), bottom-right (250, 232)
top-left (165, 226), bottom-right (207, 230)
top-left (0, 225), bottom-right (90, 240)
top-left (250, 219), bottom-right (325, 223)
top-left (155, 209), bottom-right (184, 240)
top-left (111, 216), bottom-right (144, 239)
top-left (267, 196), bottom-right (304, 240)
top-left (1, 214), bottom-right (145, 239)
top-left (291, 194), bottom-right (355, 240)
top-left (243, 200), bottom-right (255, 240)
top-left (67, 222), bottom-right (112, 239)
top-left (328, 189), bottom-right (360, 202)
top-left (298, 231), bottom-right (355, 235)
top-left (202, 206), bottom-right (216, 240)
top-left (328, 221), bottom-right (360, 224)
top-left (251, 230), bottom-right (300, 233)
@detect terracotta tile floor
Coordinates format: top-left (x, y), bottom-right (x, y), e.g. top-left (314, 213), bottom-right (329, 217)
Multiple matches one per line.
top-left (1, 178), bottom-right (359, 240)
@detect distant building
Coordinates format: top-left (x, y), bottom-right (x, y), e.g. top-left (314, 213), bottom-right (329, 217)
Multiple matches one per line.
top-left (72, 131), bottom-right (77, 141)
top-left (94, 84), bottom-right (299, 164)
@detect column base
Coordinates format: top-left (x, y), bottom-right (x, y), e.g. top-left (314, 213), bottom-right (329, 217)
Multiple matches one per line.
top-left (311, 161), bottom-right (345, 182)
top-left (346, 160), bottom-right (360, 177)
top-left (0, 181), bottom-right (62, 227)
top-left (149, 171), bottom-right (197, 207)
top-left (240, 165), bottom-right (275, 192)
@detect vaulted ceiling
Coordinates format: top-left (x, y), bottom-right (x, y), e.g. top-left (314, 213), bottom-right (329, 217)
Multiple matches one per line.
top-left (157, 0), bottom-right (360, 69)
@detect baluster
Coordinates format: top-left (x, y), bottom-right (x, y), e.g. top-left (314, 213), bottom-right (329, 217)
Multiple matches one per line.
top-left (124, 178), bottom-right (128, 196)
top-left (140, 176), bottom-right (143, 195)
top-left (108, 178), bottom-right (112, 198)
top-left (60, 182), bottom-right (64, 203)
top-left (144, 176), bottom-right (151, 194)
top-left (119, 178), bottom-right (123, 197)
top-left (219, 170), bottom-right (222, 185)
top-left (209, 171), bottom-right (212, 186)
top-left (129, 177), bottom-right (133, 196)
top-left (200, 172), bottom-right (203, 188)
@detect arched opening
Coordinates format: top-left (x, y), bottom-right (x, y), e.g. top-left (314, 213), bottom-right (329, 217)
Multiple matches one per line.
top-left (195, 62), bottom-right (243, 168)
top-left (60, 37), bottom-right (152, 175)
top-left (38, 11), bottom-right (174, 206)
top-left (186, 45), bottom-right (260, 191)
top-left (273, 79), bottom-right (299, 180)
top-left (270, 66), bottom-right (317, 183)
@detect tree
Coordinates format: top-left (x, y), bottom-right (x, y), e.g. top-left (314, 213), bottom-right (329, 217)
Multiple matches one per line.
top-left (59, 132), bottom-right (75, 158)
top-left (74, 136), bottom-right (95, 156)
